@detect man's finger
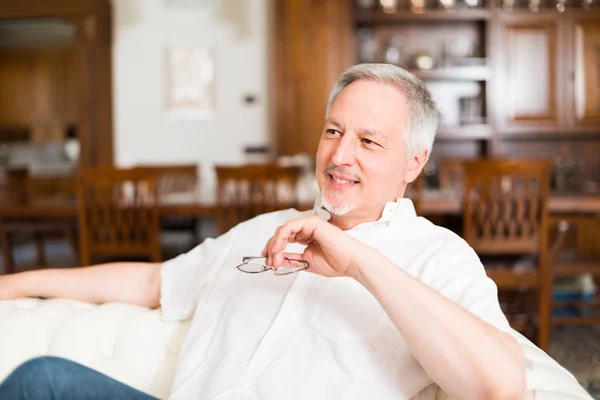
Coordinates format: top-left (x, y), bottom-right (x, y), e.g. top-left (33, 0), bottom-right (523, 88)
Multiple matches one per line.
top-left (282, 252), bottom-right (310, 271)
top-left (262, 224), bottom-right (283, 259)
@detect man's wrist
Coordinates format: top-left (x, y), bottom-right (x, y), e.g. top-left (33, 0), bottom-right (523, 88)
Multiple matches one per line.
top-left (346, 245), bottom-right (381, 283)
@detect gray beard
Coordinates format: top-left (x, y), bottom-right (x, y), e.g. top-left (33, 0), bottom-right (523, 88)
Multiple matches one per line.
top-left (320, 190), bottom-right (355, 216)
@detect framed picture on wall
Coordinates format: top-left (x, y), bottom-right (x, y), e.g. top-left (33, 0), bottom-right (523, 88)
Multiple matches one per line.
top-left (166, 46), bottom-right (215, 120)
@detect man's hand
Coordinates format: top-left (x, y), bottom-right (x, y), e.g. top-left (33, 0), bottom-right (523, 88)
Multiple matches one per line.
top-left (261, 215), bottom-right (373, 277)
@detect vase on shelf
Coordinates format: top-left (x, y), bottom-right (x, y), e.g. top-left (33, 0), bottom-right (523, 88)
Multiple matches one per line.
top-left (380, 0), bottom-right (399, 13)
top-left (356, 0), bottom-right (378, 9)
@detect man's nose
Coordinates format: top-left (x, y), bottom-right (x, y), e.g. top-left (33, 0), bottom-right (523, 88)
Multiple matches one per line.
top-left (330, 134), bottom-right (357, 166)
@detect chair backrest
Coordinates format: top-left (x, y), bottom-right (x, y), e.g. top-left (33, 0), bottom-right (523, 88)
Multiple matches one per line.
top-left (463, 160), bottom-right (552, 255)
top-left (75, 167), bottom-right (162, 265)
top-left (215, 164), bottom-right (300, 234)
top-left (439, 159), bottom-right (468, 195)
top-left (134, 165), bottom-right (198, 203)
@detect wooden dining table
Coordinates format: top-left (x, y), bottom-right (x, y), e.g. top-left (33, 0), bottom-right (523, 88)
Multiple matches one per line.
top-left (418, 190), bottom-right (600, 216)
top-left (1, 191), bottom-right (599, 221)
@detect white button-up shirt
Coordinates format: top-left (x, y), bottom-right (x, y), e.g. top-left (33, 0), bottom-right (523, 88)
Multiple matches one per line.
top-left (160, 199), bottom-right (510, 400)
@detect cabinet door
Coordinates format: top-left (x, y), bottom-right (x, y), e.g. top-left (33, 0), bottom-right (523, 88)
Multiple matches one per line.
top-left (496, 15), bottom-right (563, 132)
top-left (272, 0), bottom-right (352, 156)
top-left (571, 19), bottom-right (600, 125)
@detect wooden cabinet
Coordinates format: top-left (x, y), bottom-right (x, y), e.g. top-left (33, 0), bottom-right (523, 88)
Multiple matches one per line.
top-left (570, 18), bottom-right (600, 126)
top-left (0, 48), bottom-right (77, 139)
top-left (495, 11), bottom-right (600, 135)
top-left (496, 14), bottom-right (562, 131)
top-left (0, 0), bottom-right (113, 166)
top-left (272, 0), bottom-right (600, 173)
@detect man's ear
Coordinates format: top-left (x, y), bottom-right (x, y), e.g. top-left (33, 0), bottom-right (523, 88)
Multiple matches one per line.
top-left (405, 149), bottom-right (429, 184)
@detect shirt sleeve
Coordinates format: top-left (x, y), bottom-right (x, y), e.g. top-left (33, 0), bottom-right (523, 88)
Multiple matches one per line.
top-left (160, 228), bottom-right (235, 322)
top-left (427, 238), bottom-right (512, 333)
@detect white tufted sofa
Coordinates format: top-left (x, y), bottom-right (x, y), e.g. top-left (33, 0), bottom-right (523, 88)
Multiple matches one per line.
top-left (0, 298), bottom-right (593, 400)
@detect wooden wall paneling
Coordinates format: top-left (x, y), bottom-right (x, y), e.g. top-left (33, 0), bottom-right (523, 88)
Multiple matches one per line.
top-left (93, 0), bottom-right (113, 166)
top-left (0, 1), bottom-right (95, 19)
top-left (0, 0), bottom-right (113, 166)
top-left (72, 17), bottom-right (94, 167)
top-left (0, 50), bottom-right (32, 128)
top-left (0, 48), bottom-right (76, 139)
top-left (31, 49), bottom-right (69, 141)
top-left (65, 49), bottom-right (78, 126)
top-left (273, 0), bottom-right (352, 157)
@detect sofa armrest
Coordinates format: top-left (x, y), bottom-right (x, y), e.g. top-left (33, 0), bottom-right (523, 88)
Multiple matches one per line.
top-left (0, 298), bottom-right (190, 400)
top-left (511, 330), bottom-right (592, 399)
top-left (434, 330), bottom-right (592, 400)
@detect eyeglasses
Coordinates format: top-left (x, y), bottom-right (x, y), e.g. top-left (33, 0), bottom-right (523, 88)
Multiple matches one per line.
top-left (236, 256), bottom-right (309, 276)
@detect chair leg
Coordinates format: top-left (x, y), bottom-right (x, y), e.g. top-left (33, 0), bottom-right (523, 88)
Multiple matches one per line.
top-left (79, 251), bottom-right (91, 267)
top-left (537, 284), bottom-right (552, 352)
top-left (34, 232), bottom-right (46, 266)
top-left (0, 230), bottom-right (15, 274)
top-left (152, 245), bottom-right (163, 263)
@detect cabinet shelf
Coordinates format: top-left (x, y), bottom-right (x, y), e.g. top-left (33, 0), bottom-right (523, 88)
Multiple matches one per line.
top-left (495, 8), bottom-right (600, 17)
top-left (437, 124), bottom-right (492, 139)
top-left (499, 126), bottom-right (600, 139)
top-left (410, 66), bottom-right (490, 81)
top-left (0, 125), bottom-right (30, 144)
top-left (355, 9), bottom-right (492, 23)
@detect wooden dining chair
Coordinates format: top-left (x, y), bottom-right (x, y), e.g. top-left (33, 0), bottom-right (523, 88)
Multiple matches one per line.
top-left (462, 159), bottom-right (553, 349)
top-left (76, 167), bottom-right (161, 266)
top-left (548, 215), bottom-right (600, 326)
top-left (134, 164), bottom-right (198, 202)
top-left (439, 159), bottom-right (468, 195)
top-left (0, 169), bottom-right (77, 274)
top-left (215, 165), bottom-right (300, 235)
top-left (134, 164), bottom-right (200, 256)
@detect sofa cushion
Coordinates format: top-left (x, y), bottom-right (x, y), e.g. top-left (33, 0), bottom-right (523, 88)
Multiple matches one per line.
top-left (0, 298), bottom-right (189, 399)
top-left (0, 298), bottom-right (592, 400)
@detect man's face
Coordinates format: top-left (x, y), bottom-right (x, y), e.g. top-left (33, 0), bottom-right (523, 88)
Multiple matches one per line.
top-left (315, 80), bottom-right (421, 224)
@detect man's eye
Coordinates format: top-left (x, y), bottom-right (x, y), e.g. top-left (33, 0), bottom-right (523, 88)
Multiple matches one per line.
top-left (326, 129), bottom-right (341, 136)
top-left (362, 138), bottom-right (379, 147)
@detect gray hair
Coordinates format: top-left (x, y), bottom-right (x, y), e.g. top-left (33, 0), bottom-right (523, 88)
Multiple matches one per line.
top-left (326, 63), bottom-right (439, 158)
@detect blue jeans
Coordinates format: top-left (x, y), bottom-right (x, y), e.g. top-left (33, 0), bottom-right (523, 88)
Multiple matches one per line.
top-left (0, 356), bottom-right (158, 400)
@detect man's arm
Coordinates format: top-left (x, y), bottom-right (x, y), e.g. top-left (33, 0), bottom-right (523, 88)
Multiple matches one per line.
top-left (349, 249), bottom-right (526, 400)
top-left (0, 263), bottom-right (162, 308)
top-left (263, 215), bottom-right (526, 400)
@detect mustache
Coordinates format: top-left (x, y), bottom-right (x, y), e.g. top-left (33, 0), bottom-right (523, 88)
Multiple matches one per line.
top-left (324, 164), bottom-right (361, 182)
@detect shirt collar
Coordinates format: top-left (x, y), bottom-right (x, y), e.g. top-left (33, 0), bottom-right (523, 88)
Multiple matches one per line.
top-left (312, 194), bottom-right (416, 226)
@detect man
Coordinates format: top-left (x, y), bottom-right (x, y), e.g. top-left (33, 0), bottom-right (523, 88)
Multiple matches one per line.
top-left (0, 64), bottom-right (526, 400)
